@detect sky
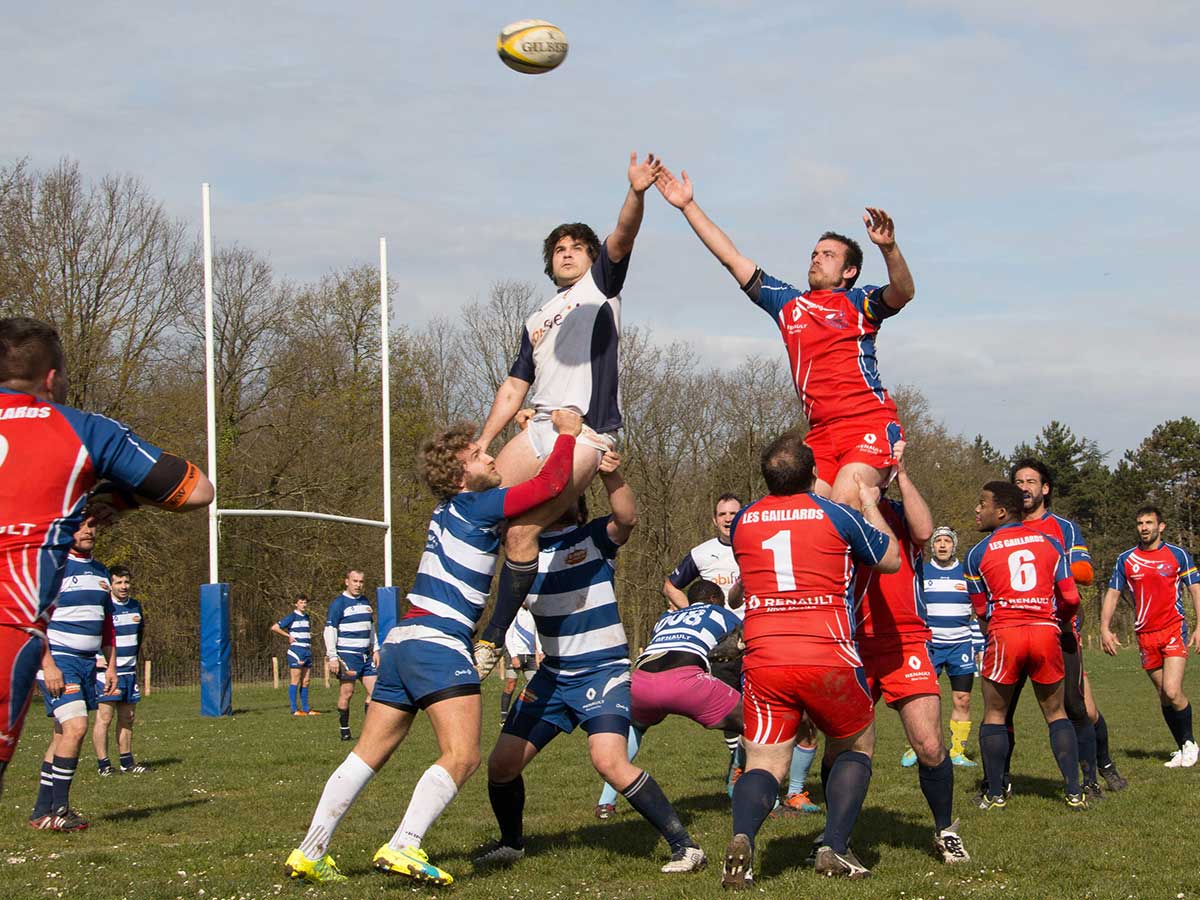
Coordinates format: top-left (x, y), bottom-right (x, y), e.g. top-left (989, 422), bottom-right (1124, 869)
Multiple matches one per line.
top-left (4, 1), bottom-right (1197, 459)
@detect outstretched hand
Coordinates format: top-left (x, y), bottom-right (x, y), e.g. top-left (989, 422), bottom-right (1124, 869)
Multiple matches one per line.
top-left (863, 207), bottom-right (896, 248)
top-left (628, 152), bottom-right (662, 194)
top-left (655, 164), bottom-right (693, 209)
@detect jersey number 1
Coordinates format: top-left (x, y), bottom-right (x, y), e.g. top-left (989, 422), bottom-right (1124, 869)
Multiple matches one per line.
top-left (762, 531), bottom-right (796, 591)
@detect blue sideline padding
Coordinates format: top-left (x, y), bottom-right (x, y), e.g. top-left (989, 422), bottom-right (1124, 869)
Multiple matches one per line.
top-left (376, 586), bottom-right (399, 643)
top-left (200, 582), bottom-right (232, 717)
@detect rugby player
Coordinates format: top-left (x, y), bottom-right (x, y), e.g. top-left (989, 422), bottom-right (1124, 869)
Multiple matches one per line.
top-left (0, 316), bottom-right (212, 797)
top-left (92, 564), bottom-right (150, 774)
top-left (477, 452), bottom-right (707, 875)
top-left (1100, 506), bottom-right (1200, 768)
top-left (284, 411), bottom-right (581, 886)
top-left (271, 594), bottom-right (315, 716)
top-left (500, 606), bottom-right (539, 726)
top-left (965, 482), bottom-right (1086, 810)
top-left (324, 570), bottom-right (377, 741)
top-left (663, 494), bottom-right (742, 611)
top-left (472, 154), bottom-right (662, 670)
top-left (853, 452), bottom-right (969, 863)
top-left (655, 166), bottom-right (915, 509)
top-left (723, 431), bottom-right (900, 887)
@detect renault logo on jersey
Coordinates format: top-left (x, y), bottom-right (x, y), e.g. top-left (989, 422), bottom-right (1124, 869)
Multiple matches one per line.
top-left (908, 655), bottom-right (922, 670)
top-left (864, 433), bottom-right (878, 445)
top-left (746, 595), bottom-right (761, 610)
top-left (586, 688), bottom-right (597, 701)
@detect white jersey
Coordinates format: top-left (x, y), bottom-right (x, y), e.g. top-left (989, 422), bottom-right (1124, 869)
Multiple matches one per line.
top-left (504, 606), bottom-right (540, 658)
top-left (667, 537), bottom-right (743, 618)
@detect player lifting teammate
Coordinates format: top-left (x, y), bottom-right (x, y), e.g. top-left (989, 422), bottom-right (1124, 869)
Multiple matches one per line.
top-left (1100, 505), bottom-right (1200, 768)
top-left (471, 153), bottom-right (661, 671)
top-left (655, 165), bottom-right (915, 509)
top-left (966, 482), bottom-right (1086, 810)
top-left (0, 317), bottom-right (212, 799)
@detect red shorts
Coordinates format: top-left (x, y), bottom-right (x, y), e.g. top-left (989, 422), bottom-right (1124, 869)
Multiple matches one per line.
top-left (1137, 623), bottom-right (1188, 671)
top-left (981, 626), bottom-right (1064, 685)
top-left (858, 634), bottom-right (939, 706)
top-left (630, 664), bottom-right (741, 728)
top-left (804, 417), bottom-right (903, 486)
top-left (742, 664), bottom-right (873, 743)
top-left (0, 625), bottom-right (46, 764)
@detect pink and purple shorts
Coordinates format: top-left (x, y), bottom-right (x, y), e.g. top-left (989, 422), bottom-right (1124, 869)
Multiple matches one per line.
top-left (630, 663), bottom-right (740, 729)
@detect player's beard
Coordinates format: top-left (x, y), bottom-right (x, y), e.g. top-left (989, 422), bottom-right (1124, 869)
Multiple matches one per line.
top-left (466, 470), bottom-right (502, 492)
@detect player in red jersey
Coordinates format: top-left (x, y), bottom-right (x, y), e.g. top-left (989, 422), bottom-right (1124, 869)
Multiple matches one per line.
top-left (852, 448), bottom-right (968, 864)
top-left (964, 482), bottom-right (1085, 810)
top-left (655, 166), bottom-right (915, 510)
top-left (721, 431), bottom-right (899, 887)
top-left (0, 317), bottom-right (212, 794)
top-left (1100, 505), bottom-right (1200, 768)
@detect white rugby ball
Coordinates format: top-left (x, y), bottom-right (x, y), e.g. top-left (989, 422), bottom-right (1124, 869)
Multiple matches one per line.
top-left (497, 19), bottom-right (568, 74)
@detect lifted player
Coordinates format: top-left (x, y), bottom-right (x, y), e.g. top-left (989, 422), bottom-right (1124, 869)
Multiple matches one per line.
top-left (966, 482), bottom-right (1085, 810)
top-left (655, 166), bottom-right (914, 509)
top-left (93, 564), bottom-right (149, 774)
top-left (1100, 506), bottom-right (1200, 768)
top-left (272, 594), bottom-right (316, 717)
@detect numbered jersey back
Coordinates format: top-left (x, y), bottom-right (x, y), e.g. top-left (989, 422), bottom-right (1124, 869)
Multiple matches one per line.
top-left (964, 522), bottom-right (1073, 629)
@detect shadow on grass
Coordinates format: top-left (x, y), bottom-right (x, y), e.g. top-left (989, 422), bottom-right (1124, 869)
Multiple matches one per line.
top-left (99, 797), bottom-right (212, 822)
top-left (956, 771), bottom-right (1068, 802)
top-left (141, 756), bottom-right (183, 769)
top-left (755, 804), bottom-right (928, 874)
top-left (1123, 747), bottom-right (1170, 760)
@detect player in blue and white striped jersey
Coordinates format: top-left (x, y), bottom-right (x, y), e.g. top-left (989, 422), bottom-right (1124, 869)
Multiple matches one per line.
top-left (324, 571), bottom-right (377, 741)
top-left (500, 607), bottom-right (540, 726)
top-left (272, 595), bottom-right (315, 717)
top-left (480, 452), bottom-right (707, 875)
top-left (92, 565), bottom-right (148, 775)
top-left (29, 519), bottom-right (117, 831)
top-left (286, 412), bottom-right (581, 887)
top-left (923, 526), bottom-right (980, 767)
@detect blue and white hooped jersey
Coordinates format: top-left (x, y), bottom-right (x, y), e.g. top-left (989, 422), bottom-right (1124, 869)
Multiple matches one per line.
top-left (509, 243), bottom-right (629, 434)
top-left (48, 553), bottom-right (111, 658)
top-left (924, 559), bottom-right (974, 646)
top-left (528, 517), bottom-right (628, 676)
top-left (637, 602), bottom-right (742, 670)
top-left (970, 618), bottom-right (984, 654)
top-left (402, 488), bottom-right (511, 645)
top-left (505, 606), bottom-right (539, 658)
top-left (277, 610), bottom-right (311, 653)
top-left (327, 593), bottom-right (375, 654)
top-left (108, 597), bottom-right (143, 675)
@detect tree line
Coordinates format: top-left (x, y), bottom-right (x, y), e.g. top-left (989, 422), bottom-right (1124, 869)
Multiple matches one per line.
top-left (3, 158), bottom-right (1195, 673)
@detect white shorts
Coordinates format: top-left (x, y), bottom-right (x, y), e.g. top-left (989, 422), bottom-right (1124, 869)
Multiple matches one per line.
top-left (525, 412), bottom-right (615, 460)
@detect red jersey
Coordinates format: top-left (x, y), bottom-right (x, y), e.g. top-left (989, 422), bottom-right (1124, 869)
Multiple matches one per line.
top-left (730, 492), bottom-right (891, 670)
top-left (1109, 543), bottom-right (1200, 634)
top-left (745, 270), bottom-right (901, 428)
top-left (853, 499), bottom-right (930, 639)
top-left (964, 522), bottom-right (1079, 630)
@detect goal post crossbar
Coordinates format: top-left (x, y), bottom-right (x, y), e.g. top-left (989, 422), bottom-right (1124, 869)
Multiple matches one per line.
top-left (216, 508), bottom-right (389, 530)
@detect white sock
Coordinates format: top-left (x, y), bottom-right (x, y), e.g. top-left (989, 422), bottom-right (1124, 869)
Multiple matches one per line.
top-left (299, 752), bottom-right (376, 861)
top-left (389, 764), bottom-right (459, 851)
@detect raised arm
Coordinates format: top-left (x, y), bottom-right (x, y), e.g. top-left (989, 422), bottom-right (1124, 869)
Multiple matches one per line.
top-left (606, 152), bottom-right (661, 263)
top-left (893, 444), bottom-right (933, 544)
top-left (600, 451), bottom-right (637, 546)
top-left (856, 474), bottom-right (901, 574)
top-left (477, 375), bottom-right (532, 452)
top-left (1099, 587), bottom-right (1123, 655)
top-left (863, 207), bottom-right (914, 311)
top-left (656, 166), bottom-right (756, 287)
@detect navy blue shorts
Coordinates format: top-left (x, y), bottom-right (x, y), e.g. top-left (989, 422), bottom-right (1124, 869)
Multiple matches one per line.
top-left (95, 671), bottom-right (141, 704)
top-left (370, 624), bottom-right (480, 712)
top-left (38, 654), bottom-right (98, 718)
top-left (287, 647), bottom-right (313, 669)
top-left (504, 665), bottom-right (631, 744)
top-left (336, 649), bottom-right (378, 682)
top-left (929, 641), bottom-right (977, 678)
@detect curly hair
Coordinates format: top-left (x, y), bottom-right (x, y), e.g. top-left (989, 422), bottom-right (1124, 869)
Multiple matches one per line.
top-left (419, 423), bottom-right (476, 501)
top-left (542, 223), bottom-right (600, 282)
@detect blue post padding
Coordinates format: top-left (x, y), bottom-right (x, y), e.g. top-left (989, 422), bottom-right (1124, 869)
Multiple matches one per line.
top-left (200, 583), bottom-right (232, 717)
top-left (377, 586), bottom-right (399, 643)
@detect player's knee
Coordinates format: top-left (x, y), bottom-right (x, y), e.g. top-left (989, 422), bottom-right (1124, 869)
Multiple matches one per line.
top-left (913, 734), bottom-right (945, 766)
top-left (121, 707), bottom-right (136, 729)
top-left (487, 748), bottom-right (522, 783)
top-left (952, 692), bottom-right (971, 714)
top-left (57, 708), bottom-right (88, 736)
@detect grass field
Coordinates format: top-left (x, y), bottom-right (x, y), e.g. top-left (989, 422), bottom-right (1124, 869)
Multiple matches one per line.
top-left (1, 651), bottom-right (1194, 900)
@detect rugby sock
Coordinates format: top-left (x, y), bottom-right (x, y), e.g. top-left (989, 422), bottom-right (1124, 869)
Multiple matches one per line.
top-left (50, 755), bottom-right (77, 811)
top-left (482, 559), bottom-right (539, 645)
top-left (488, 777), bottom-right (525, 849)
top-left (119, 753), bottom-right (134, 770)
top-left (979, 723), bottom-right (1009, 798)
top-left (1180, 704), bottom-right (1194, 744)
top-left (1161, 704), bottom-right (1184, 747)
top-left (1074, 719), bottom-right (1098, 785)
top-left (338, 706), bottom-right (350, 738)
top-left (299, 752), bottom-right (375, 862)
top-left (32, 761), bottom-right (54, 818)
top-left (95, 756), bottom-right (111, 774)
top-left (949, 719), bottom-right (972, 758)
top-left (621, 770), bottom-right (693, 853)
top-left (723, 732), bottom-right (740, 757)
top-left (500, 681), bottom-right (515, 718)
top-left (1048, 719), bottom-right (1081, 794)
top-left (820, 756), bottom-right (832, 799)
top-left (299, 686), bottom-right (310, 712)
top-left (288, 684), bottom-right (298, 713)
top-left (599, 726), bottom-right (644, 807)
top-left (917, 755), bottom-right (954, 830)
top-left (1002, 724), bottom-right (1016, 791)
top-left (731, 769), bottom-right (778, 848)
top-left (390, 764), bottom-right (458, 851)
top-left (788, 744), bottom-right (817, 795)
top-left (823, 751), bottom-right (872, 854)
top-left (1094, 714), bottom-right (1113, 768)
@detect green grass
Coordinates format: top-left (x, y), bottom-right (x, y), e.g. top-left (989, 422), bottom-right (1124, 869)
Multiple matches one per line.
top-left (1, 652), bottom-right (1194, 899)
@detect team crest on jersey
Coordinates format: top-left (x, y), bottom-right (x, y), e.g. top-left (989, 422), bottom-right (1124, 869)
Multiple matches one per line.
top-left (565, 548), bottom-right (588, 565)
top-left (863, 433), bottom-right (877, 444)
top-left (907, 655), bottom-right (922, 670)
top-left (64, 683), bottom-right (81, 695)
top-left (131, 614), bottom-right (141, 623)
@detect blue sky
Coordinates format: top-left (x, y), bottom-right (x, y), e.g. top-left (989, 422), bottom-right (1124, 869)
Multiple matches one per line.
top-left (4, 1), bottom-right (1197, 458)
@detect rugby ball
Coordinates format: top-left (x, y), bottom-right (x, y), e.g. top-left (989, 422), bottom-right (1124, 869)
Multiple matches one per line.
top-left (497, 20), bottom-right (568, 74)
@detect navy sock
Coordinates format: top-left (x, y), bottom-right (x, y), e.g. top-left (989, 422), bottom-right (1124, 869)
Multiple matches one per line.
top-left (1094, 714), bottom-right (1112, 768)
top-left (917, 755), bottom-right (954, 830)
top-left (33, 761), bottom-right (54, 818)
top-left (488, 777), bottom-right (525, 849)
top-left (96, 756), bottom-right (110, 773)
top-left (482, 559), bottom-right (539, 645)
top-left (820, 756), bottom-right (832, 798)
top-left (50, 755), bottom-right (77, 811)
top-left (288, 684), bottom-right (297, 712)
top-left (1074, 719), bottom-right (1098, 785)
top-left (1048, 719), bottom-right (1080, 794)
top-left (621, 771), bottom-right (693, 853)
top-left (979, 723), bottom-right (1009, 798)
top-left (1162, 705), bottom-right (1183, 747)
top-left (338, 707), bottom-right (350, 730)
top-left (120, 753), bottom-right (134, 769)
top-left (731, 768), bottom-right (778, 848)
top-left (1181, 704), bottom-right (1194, 745)
top-left (500, 686), bottom-right (514, 716)
top-left (299, 686), bottom-right (309, 712)
top-left (824, 751), bottom-right (872, 854)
